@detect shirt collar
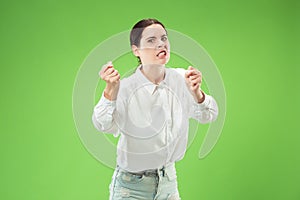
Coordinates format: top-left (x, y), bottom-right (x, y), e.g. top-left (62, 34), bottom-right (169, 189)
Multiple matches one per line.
top-left (135, 65), bottom-right (169, 95)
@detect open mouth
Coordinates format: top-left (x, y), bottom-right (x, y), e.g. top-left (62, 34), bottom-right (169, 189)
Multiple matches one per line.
top-left (156, 50), bottom-right (167, 58)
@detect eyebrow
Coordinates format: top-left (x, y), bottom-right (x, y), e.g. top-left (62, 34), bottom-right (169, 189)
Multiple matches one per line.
top-left (146, 36), bottom-right (156, 40)
top-left (145, 34), bottom-right (168, 40)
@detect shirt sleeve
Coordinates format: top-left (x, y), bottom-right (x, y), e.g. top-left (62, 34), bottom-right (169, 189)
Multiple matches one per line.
top-left (189, 93), bottom-right (219, 124)
top-left (92, 93), bottom-right (120, 137)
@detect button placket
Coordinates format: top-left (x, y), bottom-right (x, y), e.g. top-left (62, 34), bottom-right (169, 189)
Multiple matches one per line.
top-left (159, 86), bottom-right (173, 160)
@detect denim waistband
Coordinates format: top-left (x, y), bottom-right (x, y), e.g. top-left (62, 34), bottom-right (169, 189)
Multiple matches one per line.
top-left (117, 163), bottom-right (175, 177)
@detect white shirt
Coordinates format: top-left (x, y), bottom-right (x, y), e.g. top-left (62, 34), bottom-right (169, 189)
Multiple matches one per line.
top-left (92, 65), bottom-right (218, 172)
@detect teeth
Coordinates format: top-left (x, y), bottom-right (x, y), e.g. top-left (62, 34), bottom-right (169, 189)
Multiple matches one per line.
top-left (157, 51), bottom-right (166, 56)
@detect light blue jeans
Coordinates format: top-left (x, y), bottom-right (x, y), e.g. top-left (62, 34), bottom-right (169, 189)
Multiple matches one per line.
top-left (109, 163), bottom-right (181, 200)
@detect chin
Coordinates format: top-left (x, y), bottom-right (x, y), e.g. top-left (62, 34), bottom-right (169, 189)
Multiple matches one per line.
top-left (143, 57), bottom-right (170, 65)
top-left (156, 57), bottom-right (170, 65)
top-left (161, 61), bottom-right (169, 65)
top-left (159, 58), bottom-right (169, 65)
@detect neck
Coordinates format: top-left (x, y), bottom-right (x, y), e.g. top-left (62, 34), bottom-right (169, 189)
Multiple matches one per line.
top-left (140, 64), bottom-right (165, 85)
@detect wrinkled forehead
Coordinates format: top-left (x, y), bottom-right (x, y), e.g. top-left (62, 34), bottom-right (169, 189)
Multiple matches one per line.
top-left (141, 24), bottom-right (167, 39)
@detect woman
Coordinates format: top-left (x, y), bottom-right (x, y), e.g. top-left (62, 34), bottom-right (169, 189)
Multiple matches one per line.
top-left (92, 18), bottom-right (218, 200)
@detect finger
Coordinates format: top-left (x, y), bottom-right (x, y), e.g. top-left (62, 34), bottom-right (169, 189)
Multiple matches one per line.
top-left (189, 74), bottom-right (201, 81)
top-left (100, 68), bottom-right (115, 80)
top-left (185, 70), bottom-right (193, 78)
top-left (188, 66), bottom-right (194, 70)
top-left (100, 61), bottom-right (114, 74)
top-left (191, 78), bottom-right (202, 86)
top-left (185, 66), bottom-right (195, 77)
top-left (100, 66), bottom-right (112, 77)
top-left (103, 65), bottom-right (113, 74)
top-left (189, 66), bottom-right (201, 74)
top-left (186, 69), bottom-right (201, 78)
top-left (104, 68), bottom-right (116, 76)
top-left (106, 74), bottom-right (120, 83)
top-left (185, 75), bottom-right (191, 84)
top-left (190, 79), bottom-right (201, 87)
top-left (188, 74), bottom-right (200, 84)
top-left (111, 74), bottom-right (120, 82)
top-left (190, 67), bottom-right (200, 76)
top-left (107, 70), bottom-right (119, 79)
top-left (187, 78), bottom-right (197, 87)
top-left (191, 82), bottom-right (200, 91)
top-left (191, 69), bottom-right (201, 76)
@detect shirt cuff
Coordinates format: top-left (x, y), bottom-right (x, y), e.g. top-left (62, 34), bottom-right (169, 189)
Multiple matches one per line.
top-left (96, 93), bottom-right (116, 114)
top-left (193, 94), bottom-right (211, 109)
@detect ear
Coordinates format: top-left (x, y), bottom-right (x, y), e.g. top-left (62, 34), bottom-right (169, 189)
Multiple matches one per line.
top-left (131, 45), bottom-right (140, 57)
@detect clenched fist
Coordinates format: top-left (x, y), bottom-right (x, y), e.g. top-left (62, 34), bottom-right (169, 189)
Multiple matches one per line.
top-left (185, 66), bottom-right (205, 103)
top-left (99, 61), bottom-right (120, 101)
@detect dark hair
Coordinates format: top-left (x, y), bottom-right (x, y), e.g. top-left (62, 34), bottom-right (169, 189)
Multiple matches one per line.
top-left (130, 18), bottom-right (167, 64)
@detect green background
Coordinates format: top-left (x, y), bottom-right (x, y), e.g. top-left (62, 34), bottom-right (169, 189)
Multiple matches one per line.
top-left (1, 0), bottom-right (299, 199)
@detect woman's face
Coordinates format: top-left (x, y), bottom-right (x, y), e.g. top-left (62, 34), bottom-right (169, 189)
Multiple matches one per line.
top-left (132, 24), bottom-right (170, 65)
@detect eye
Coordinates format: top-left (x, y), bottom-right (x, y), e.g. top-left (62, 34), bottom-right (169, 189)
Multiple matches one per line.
top-left (161, 36), bottom-right (168, 42)
top-left (147, 38), bottom-right (155, 43)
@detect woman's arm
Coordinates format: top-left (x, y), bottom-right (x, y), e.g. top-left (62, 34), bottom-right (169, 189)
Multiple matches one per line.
top-left (92, 93), bottom-right (119, 136)
top-left (92, 61), bottom-right (121, 136)
top-left (189, 93), bottom-right (219, 123)
top-left (180, 66), bottom-right (219, 123)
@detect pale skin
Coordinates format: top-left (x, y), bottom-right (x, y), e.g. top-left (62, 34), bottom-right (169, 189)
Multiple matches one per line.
top-left (99, 24), bottom-right (205, 103)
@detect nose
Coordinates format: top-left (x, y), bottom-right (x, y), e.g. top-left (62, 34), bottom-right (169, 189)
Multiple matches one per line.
top-left (157, 39), bottom-right (166, 49)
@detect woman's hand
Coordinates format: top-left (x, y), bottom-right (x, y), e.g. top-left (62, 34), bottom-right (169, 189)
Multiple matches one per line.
top-left (185, 66), bottom-right (205, 103)
top-left (99, 61), bottom-right (120, 101)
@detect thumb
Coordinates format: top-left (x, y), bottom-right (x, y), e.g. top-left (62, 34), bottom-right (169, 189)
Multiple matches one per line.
top-left (188, 66), bottom-right (194, 70)
top-left (107, 61), bottom-right (113, 67)
top-left (185, 66), bottom-right (194, 78)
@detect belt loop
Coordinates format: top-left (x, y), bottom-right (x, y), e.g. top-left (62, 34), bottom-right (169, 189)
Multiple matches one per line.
top-left (161, 166), bottom-right (165, 177)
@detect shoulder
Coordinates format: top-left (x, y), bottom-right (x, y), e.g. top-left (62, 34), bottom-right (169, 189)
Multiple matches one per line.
top-left (165, 67), bottom-right (190, 97)
top-left (118, 69), bottom-right (140, 97)
top-left (168, 67), bottom-right (187, 77)
top-left (120, 70), bottom-right (138, 86)
top-left (166, 67), bottom-right (186, 82)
